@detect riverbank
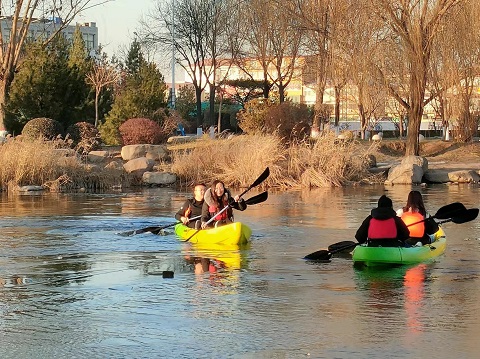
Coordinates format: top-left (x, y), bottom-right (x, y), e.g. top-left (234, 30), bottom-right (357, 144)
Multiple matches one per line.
top-left (2, 135), bottom-right (479, 192)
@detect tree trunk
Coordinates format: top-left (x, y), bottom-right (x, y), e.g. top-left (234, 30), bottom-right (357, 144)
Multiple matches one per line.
top-left (334, 86), bottom-right (341, 126)
top-left (279, 84), bottom-right (285, 103)
top-left (313, 59), bottom-right (326, 129)
top-left (94, 89), bottom-right (100, 128)
top-left (209, 83), bottom-right (216, 126)
top-left (195, 87), bottom-right (203, 129)
top-left (0, 73), bottom-right (13, 131)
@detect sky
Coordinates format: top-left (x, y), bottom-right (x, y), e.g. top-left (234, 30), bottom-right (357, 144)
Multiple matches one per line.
top-left (77, 0), bottom-right (147, 57)
top-left (78, 0), bottom-right (177, 81)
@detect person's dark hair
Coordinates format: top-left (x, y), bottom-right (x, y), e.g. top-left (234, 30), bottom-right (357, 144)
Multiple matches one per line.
top-left (403, 190), bottom-right (426, 216)
top-left (193, 182), bottom-right (206, 189)
top-left (377, 194), bottom-right (393, 208)
top-left (210, 180), bottom-right (225, 204)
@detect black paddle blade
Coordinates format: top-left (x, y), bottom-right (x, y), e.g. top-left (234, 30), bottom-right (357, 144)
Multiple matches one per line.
top-left (434, 202), bottom-right (467, 220)
top-left (238, 167), bottom-right (270, 198)
top-left (304, 249), bottom-right (332, 261)
top-left (118, 227), bottom-right (157, 236)
top-left (245, 191), bottom-right (268, 205)
top-left (328, 241), bottom-right (357, 252)
top-left (451, 208), bottom-right (479, 224)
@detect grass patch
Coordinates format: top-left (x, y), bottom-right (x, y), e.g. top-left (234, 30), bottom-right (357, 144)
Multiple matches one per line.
top-left (170, 133), bottom-right (380, 189)
top-left (0, 138), bottom-right (126, 192)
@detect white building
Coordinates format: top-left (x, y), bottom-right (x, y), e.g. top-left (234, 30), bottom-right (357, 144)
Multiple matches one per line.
top-left (0, 16), bottom-right (98, 52)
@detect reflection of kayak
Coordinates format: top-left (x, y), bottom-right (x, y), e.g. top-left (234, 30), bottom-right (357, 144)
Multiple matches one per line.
top-left (184, 243), bottom-right (250, 270)
top-left (352, 228), bottom-right (447, 267)
top-left (174, 222), bottom-right (251, 246)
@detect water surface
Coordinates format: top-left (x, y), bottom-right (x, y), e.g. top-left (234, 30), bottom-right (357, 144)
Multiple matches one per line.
top-left (0, 185), bottom-right (479, 358)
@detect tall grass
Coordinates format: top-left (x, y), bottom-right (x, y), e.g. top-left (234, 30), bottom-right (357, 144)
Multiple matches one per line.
top-left (171, 133), bottom-right (380, 189)
top-left (0, 139), bottom-right (125, 191)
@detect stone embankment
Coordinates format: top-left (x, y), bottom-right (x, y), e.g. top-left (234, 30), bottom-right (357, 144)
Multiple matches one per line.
top-left (372, 155), bottom-right (480, 185)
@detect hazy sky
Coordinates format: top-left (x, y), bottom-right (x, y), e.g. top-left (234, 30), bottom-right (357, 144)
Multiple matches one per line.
top-left (78, 0), bottom-right (149, 57)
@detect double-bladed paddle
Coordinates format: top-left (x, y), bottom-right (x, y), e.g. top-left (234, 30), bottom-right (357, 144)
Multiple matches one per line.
top-left (118, 215), bottom-right (202, 236)
top-left (304, 202), bottom-right (477, 262)
top-left (183, 168), bottom-right (270, 242)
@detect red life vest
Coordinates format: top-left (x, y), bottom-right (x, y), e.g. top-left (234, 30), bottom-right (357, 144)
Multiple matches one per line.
top-left (209, 205), bottom-right (227, 221)
top-left (368, 217), bottom-right (397, 240)
top-left (401, 211), bottom-right (425, 238)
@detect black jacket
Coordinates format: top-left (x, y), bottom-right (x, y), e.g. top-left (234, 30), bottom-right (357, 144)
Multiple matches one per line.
top-left (355, 207), bottom-right (410, 246)
top-left (175, 198), bottom-right (204, 228)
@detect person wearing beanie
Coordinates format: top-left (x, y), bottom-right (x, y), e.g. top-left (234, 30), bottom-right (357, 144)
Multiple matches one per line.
top-left (355, 195), bottom-right (410, 247)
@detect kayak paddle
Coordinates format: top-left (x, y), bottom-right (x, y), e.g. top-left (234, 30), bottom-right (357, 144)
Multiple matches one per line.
top-left (304, 202), bottom-right (476, 262)
top-left (119, 215), bottom-right (202, 236)
top-left (183, 168), bottom-right (270, 242)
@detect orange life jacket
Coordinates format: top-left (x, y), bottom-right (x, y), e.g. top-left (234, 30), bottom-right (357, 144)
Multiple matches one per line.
top-left (368, 217), bottom-right (397, 240)
top-left (401, 211), bottom-right (425, 238)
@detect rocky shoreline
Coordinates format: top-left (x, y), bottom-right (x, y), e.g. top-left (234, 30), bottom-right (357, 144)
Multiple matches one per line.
top-left (372, 156), bottom-right (480, 185)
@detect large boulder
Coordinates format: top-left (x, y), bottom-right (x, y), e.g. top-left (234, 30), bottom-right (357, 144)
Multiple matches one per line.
top-left (121, 144), bottom-right (168, 161)
top-left (143, 172), bottom-right (177, 185)
top-left (385, 163), bottom-right (424, 185)
top-left (123, 157), bottom-right (155, 177)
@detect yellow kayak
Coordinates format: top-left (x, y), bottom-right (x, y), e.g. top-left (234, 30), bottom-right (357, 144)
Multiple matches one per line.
top-left (183, 242), bottom-right (250, 270)
top-left (174, 222), bottom-right (252, 246)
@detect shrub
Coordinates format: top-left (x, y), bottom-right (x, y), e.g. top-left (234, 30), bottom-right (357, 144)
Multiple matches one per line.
top-left (66, 122), bottom-right (102, 154)
top-left (21, 117), bottom-right (64, 140)
top-left (237, 98), bottom-right (275, 134)
top-left (119, 118), bottom-right (163, 145)
top-left (264, 102), bottom-right (312, 142)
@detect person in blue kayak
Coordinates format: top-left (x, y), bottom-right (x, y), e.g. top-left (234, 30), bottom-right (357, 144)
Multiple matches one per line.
top-left (396, 190), bottom-right (439, 246)
top-left (201, 180), bottom-right (247, 228)
top-left (355, 194), bottom-right (410, 247)
top-left (175, 183), bottom-right (206, 229)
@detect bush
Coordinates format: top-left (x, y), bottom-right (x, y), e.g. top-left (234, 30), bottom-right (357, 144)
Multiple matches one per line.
top-left (66, 122), bottom-right (102, 154)
top-left (237, 98), bottom-right (275, 134)
top-left (264, 102), bottom-right (312, 141)
top-left (21, 117), bottom-right (64, 140)
top-left (119, 118), bottom-right (163, 145)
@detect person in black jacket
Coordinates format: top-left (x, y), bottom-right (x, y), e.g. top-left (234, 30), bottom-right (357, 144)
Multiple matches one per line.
top-left (355, 195), bottom-right (410, 247)
top-left (201, 180), bottom-right (246, 228)
top-left (175, 183), bottom-right (206, 229)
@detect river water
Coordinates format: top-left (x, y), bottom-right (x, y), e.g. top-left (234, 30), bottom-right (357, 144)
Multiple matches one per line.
top-left (0, 185), bottom-right (479, 358)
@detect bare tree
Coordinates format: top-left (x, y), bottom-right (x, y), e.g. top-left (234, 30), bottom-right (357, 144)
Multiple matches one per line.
top-left (86, 53), bottom-right (120, 127)
top-left (371, 0), bottom-right (464, 155)
top-left (287, 0), bottom-right (334, 131)
top-left (143, 0), bottom-right (211, 128)
top-left (430, 0), bottom-right (480, 141)
top-left (235, 0), bottom-right (275, 99)
top-left (0, 0), bottom-right (108, 131)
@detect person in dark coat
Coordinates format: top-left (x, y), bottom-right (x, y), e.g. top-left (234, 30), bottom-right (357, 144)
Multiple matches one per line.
top-left (175, 183), bottom-right (206, 229)
top-left (355, 195), bottom-right (410, 247)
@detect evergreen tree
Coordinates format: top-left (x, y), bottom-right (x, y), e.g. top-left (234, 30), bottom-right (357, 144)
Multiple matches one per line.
top-left (124, 40), bottom-right (144, 75)
top-left (4, 35), bottom-right (93, 134)
top-left (100, 47), bottom-right (168, 145)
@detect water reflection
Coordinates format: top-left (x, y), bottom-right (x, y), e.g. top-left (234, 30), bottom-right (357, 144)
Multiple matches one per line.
top-left (0, 187), bottom-right (480, 358)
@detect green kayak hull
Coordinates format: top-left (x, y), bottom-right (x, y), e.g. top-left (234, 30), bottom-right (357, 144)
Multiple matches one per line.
top-left (352, 228), bottom-right (446, 267)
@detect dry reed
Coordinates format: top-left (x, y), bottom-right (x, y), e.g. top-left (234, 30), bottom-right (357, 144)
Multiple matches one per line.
top-left (171, 132), bottom-right (379, 189)
top-left (0, 138), bottom-right (125, 191)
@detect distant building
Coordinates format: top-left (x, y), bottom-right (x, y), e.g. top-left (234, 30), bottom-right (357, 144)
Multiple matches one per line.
top-left (0, 16), bottom-right (98, 52)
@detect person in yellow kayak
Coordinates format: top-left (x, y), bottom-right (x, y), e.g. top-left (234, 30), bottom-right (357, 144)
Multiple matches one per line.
top-left (397, 190), bottom-right (439, 246)
top-left (175, 183), bottom-right (206, 229)
top-left (201, 180), bottom-right (247, 228)
top-left (355, 195), bottom-right (410, 247)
